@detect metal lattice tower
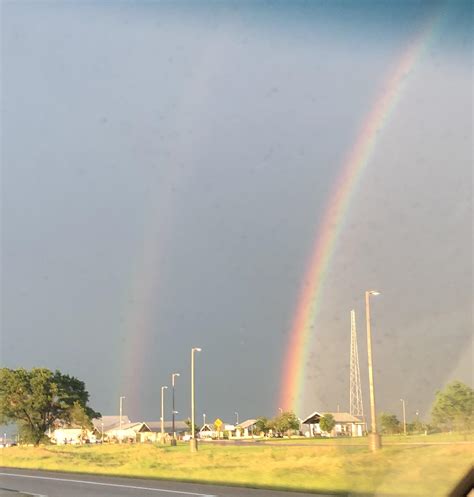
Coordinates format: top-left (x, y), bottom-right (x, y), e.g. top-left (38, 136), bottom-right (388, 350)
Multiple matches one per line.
top-left (350, 309), bottom-right (364, 417)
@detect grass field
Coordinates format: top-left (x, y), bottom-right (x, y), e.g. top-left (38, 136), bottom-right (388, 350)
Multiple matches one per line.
top-left (1, 440), bottom-right (472, 496)
top-left (256, 432), bottom-right (473, 445)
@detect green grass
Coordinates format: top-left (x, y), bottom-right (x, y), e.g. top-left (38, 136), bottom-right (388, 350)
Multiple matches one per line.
top-left (1, 441), bottom-right (472, 496)
top-left (257, 432), bottom-right (474, 445)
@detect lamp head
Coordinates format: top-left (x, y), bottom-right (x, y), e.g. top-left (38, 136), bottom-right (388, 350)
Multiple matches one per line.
top-left (193, 347), bottom-right (202, 352)
top-left (368, 290), bottom-right (380, 296)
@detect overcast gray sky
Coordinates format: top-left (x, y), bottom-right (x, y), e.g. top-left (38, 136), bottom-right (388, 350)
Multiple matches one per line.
top-left (1, 0), bottom-right (472, 424)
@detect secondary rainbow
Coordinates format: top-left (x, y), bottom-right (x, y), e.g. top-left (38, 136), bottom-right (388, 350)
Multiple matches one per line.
top-left (279, 11), bottom-right (443, 414)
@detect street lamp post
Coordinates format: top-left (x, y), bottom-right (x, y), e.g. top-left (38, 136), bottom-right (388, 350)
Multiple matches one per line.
top-left (235, 412), bottom-right (239, 425)
top-left (171, 373), bottom-right (180, 446)
top-left (191, 347), bottom-right (202, 452)
top-left (101, 422), bottom-right (104, 443)
top-left (161, 386), bottom-right (168, 442)
top-left (400, 399), bottom-right (407, 436)
top-left (203, 413), bottom-right (206, 426)
top-left (365, 290), bottom-right (381, 451)
top-left (278, 407), bottom-right (283, 414)
top-left (119, 396), bottom-right (125, 443)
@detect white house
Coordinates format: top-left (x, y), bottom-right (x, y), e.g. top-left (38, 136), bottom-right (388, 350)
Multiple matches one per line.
top-left (141, 421), bottom-right (189, 442)
top-left (234, 419), bottom-right (258, 438)
top-left (302, 411), bottom-right (365, 437)
top-left (104, 422), bottom-right (151, 442)
top-left (199, 423), bottom-right (216, 439)
top-left (51, 428), bottom-right (96, 445)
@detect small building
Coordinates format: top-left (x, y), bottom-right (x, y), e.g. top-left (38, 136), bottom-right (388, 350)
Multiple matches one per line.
top-left (199, 423), bottom-right (216, 439)
top-left (141, 421), bottom-right (189, 442)
top-left (51, 428), bottom-right (97, 445)
top-left (223, 424), bottom-right (236, 438)
top-left (302, 411), bottom-right (365, 437)
top-left (104, 422), bottom-right (151, 443)
top-left (234, 419), bottom-right (258, 438)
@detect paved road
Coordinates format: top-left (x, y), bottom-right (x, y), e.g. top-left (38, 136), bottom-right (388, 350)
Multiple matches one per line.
top-left (0, 469), bottom-right (334, 497)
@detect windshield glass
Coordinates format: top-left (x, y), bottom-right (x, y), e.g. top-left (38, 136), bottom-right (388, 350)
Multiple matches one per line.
top-left (1, 2), bottom-right (472, 497)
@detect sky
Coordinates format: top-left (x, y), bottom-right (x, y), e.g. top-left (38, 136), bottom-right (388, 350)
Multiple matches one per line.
top-left (1, 0), bottom-right (472, 426)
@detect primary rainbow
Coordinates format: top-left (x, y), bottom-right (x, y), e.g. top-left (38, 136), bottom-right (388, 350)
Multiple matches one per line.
top-left (279, 11), bottom-right (443, 414)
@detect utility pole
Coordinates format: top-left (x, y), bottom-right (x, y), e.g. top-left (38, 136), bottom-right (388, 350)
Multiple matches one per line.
top-left (171, 373), bottom-right (180, 446)
top-left (400, 399), bottom-right (407, 436)
top-left (190, 347), bottom-right (202, 452)
top-left (365, 290), bottom-right (381, 451)
top-left (119, 396), bottom-right (125, 442)
top-left (161, 386), bottom-right (168, 441)
top-left (350, 310), bottom-right (364, 418)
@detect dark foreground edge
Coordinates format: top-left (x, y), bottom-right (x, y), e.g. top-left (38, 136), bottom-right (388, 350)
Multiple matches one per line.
top-left (448, 466), bottom-right (474, 497)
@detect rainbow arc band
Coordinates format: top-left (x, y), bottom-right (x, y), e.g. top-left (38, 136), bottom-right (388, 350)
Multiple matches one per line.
top-left (279, 10), bottom-right (443, 414)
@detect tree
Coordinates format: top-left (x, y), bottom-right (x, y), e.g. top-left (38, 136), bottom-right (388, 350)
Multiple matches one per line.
top-left (319, 414), bottom-right (336, 434)
top-left (379, 412), bottom-right (401, 434)
top-left (69, 401), bottom-right (93, 430)
top-left (431, 381), bottom-right (474, 433)
top-left (69, 401), bottom-right (94, 444)
top-left (184, 418), bottom-right (200, 435)
top-left (0, 368), bottom-right (100, 445)
top-left (255, 417), bottom-right (273, 436)
top-left (273, 411), bottom-right (300, 437)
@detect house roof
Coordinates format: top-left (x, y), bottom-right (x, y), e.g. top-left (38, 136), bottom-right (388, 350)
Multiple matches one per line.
top-left (103, 422), bottom-right (151, 433)
top-left (323, 412), bottom-right (363, 423)
top-left (302, 411), bottom-right (363, 424)
top-left (144, 421), bottom-right (188, 433)
top-left (200, 423), bottom-right (214, 432)
top-left (236, 419), bottom-right (258, 430)
top-left (301, 411), bottom-right (322, 424)
top-left (93, 416), bottom-right (131, 431)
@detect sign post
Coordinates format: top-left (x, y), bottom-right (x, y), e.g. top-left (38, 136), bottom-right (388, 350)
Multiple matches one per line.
top-left (214, 418), bottom-right (223, 439)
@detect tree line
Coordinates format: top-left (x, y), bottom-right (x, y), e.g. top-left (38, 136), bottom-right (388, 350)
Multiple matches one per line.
top-left (0, 368), bottom-right (100, 445)
top-left (0, 368), bottom-right (472, 444)
top-left (378, 381), bottom-right (473, 435)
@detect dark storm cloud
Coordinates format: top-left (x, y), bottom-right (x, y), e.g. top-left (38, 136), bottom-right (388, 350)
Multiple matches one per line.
top-left (1, 0), bottom-right (471, 423)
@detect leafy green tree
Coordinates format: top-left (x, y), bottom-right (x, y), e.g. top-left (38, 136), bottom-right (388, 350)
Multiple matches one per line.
top-left (69, 401), bottom-right (93, 430)
top-left (379, 412), bottom-right (401, 434)
top-left (319, 414), bottom-right (336, 434)
top-left (0, 368), bottom-right (100, 445)
top-left (273, 411), bottom-right (300, 437)
top-left (255, 417), bottom-right (272, 435)
top-left (69, 401), bottom-right (94, 443)
top-left (431, 381), bottom-right (473, 433)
